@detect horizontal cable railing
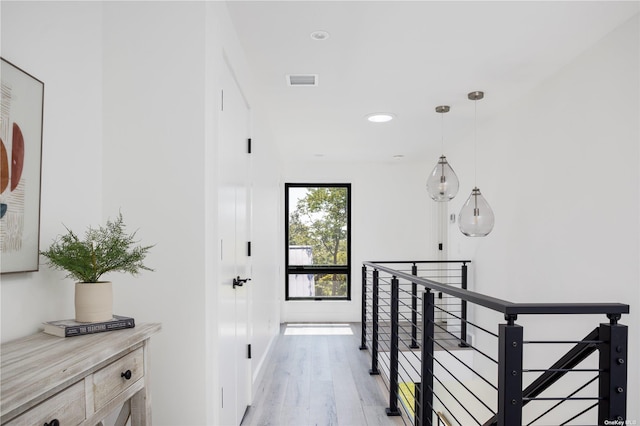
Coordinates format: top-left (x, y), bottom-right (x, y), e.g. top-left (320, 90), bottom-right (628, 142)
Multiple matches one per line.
top-left (360, 261), bottom-right (629, 426)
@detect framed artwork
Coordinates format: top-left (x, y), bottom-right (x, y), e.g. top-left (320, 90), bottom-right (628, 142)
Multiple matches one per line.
top-left (1, 58), bottom-right (44, 274)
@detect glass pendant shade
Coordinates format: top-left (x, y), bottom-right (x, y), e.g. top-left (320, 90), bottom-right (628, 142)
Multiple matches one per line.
top-left (458, 187), bottom-right (494, 237)
top-left (426, 155), bottom-right (460, 202)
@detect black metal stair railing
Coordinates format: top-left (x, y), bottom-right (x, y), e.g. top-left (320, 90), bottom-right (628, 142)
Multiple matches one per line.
top-left (360, 261), bottom-right (630, 426)
top-left (360, 261), bottom-right (470, 352)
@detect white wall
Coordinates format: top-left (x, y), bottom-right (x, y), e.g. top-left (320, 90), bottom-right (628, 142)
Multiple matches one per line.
top-left (101, 2), bottom-right (210, 424)
top-left (102, 2), bottom-right (281, 424)
top-left (2, 2), bottom-right (282, 425)
top-left (0, 1), bottom-right (103, 341)
top-left (281, 160), bottom-right (438, 322)
top-left (444, 14), bottom-right (639, 421)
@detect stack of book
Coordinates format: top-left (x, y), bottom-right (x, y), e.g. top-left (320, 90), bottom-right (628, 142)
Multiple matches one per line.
top-left (43, 315), bottom-right (135, 338)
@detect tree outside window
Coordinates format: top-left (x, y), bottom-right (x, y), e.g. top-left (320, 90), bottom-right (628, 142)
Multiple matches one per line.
top-left (286, 184), bottom-right (350, 300)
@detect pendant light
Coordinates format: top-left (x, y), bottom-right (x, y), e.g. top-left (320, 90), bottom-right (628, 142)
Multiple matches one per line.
top-left (426, 105), bottom-right (459, 201)
top-left (458, 91), bottom-right (495, 237)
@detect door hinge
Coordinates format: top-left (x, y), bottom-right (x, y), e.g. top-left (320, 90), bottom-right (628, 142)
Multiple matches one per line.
top-left (438, 243), bottom-right (443, 251)
top-left (247, 241), bottom-right (252, 257)
top-left (247, 344), bottom-right (252, 359)
top-left (247, 138), bottom-right (252, 154)
top-left (221, 89), bottom-right (224, 111)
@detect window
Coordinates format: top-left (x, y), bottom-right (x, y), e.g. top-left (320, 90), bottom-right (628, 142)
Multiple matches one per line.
top-left (285, 183), bottom-right (351, 300)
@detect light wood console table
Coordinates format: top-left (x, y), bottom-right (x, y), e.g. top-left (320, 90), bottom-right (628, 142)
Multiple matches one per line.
top-left (1, 323), bottom-right (161, 426)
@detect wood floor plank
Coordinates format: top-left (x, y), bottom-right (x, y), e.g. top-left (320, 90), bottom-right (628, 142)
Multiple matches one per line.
top-left (242, 323), bottom-right (406, 426)
top-left (284, 375), bottom-right (311, 408)
top-left (308, 380), bottom-right (338, 426)
top-left (334, 378), bottom-right (368, 426)
top-left (362, 405), bottom-right (405, 426)
top-left (281, 405), bottom-right (310, 426)
top-left (311, 336), bottom-right (332, 381)
top-left (328, 333), bottom-right (371, 425)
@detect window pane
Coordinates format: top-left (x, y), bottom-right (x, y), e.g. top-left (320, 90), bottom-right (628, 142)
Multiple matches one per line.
top-left (285, 183), bottom-right (351, 301)
top-left (288, 273), bottom-right (348, 298)
top-left (287, 186), bottom-right (348, 266)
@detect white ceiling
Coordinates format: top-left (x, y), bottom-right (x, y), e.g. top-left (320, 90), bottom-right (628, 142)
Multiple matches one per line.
top-left (226, 1), bottom-right (639, 163)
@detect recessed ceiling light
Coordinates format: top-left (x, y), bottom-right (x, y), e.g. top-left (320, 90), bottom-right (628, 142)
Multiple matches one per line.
top-left (310, 30), bottom-right (330, 41)
top-left (366, 113), bottom-right (396, 123)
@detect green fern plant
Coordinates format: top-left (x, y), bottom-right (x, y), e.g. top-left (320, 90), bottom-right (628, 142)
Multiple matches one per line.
top-left (40, 213), bottom-right (154, 283)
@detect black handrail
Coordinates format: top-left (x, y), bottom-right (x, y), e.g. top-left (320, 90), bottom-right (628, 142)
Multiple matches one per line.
top-left (364, 261), bottom-right (629, 316)
top-left (362, 261), bottom-right (630, 425)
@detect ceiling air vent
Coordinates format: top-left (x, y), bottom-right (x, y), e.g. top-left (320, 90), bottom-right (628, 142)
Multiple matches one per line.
top-left (287, 74), bottom-right (318, 87)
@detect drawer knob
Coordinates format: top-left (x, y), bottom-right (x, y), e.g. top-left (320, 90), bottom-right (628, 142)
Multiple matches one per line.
top-left (44, 420), bottom-right (60, 426)
top-left (121, 369), bottom-right (132, 380)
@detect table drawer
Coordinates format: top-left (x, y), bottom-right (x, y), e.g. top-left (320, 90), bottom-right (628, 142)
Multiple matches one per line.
top-left (93, 347), bottom-right (144, 411)
top-left (5, 380), bottom-right (85, 426)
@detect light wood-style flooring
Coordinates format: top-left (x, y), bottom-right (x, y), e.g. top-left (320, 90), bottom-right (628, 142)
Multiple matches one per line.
top-left (241, 323), bottom-right (405, 426)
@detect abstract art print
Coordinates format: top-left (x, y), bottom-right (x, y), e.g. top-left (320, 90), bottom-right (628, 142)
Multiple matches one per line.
top-left (1, 58), bottom-right (44, 273)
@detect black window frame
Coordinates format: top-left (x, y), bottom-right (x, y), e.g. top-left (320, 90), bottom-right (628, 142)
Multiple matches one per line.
top-left (285, 183), bottom-right (351, 301)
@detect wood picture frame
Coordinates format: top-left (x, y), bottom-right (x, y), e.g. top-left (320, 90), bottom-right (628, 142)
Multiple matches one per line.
top-left (1, 58), bottom-right (44, 274)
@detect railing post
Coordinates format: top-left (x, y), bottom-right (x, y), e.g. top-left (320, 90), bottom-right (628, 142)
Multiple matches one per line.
top-left (386, 276), bottom-right (401, 416)
top-left (598, 314), bottom-right (628, 424)
top-left (497, 315), bottom-right (523, 426)
top-left (411, 263), bottom-right (420, 349)
top-left (420, 290), bottom-right (435, 426)
top-left (459, 262), bottom-right (469, 347)
top-left (360, 265), bottom-right (367, 350)
top-left (369, 269), bottom-right (380, 375)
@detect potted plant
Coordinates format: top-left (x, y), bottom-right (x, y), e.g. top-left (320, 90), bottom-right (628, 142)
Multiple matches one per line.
top-left (40, 213), bottom-right (153, 323)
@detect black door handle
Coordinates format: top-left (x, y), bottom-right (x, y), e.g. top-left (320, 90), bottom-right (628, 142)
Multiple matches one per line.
top-left (233, 276), bottom-right (251, 288)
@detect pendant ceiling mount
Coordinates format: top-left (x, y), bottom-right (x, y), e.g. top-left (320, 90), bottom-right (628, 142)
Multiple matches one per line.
top-left (468, 91), bottom-right (484, 101)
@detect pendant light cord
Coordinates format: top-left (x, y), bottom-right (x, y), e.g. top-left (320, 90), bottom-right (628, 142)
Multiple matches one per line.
top-left (441, 111), bottom-right (444, 155)
top-left (474, 98), bottom-right (477, 188)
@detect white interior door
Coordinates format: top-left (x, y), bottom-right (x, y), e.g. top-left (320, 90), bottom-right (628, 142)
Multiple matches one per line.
top-left (218, 59), bottom-right (251, 426)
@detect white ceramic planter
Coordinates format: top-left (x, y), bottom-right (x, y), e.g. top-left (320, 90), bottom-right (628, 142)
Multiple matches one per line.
top-left (75, 282), bottom-right (113, 323)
